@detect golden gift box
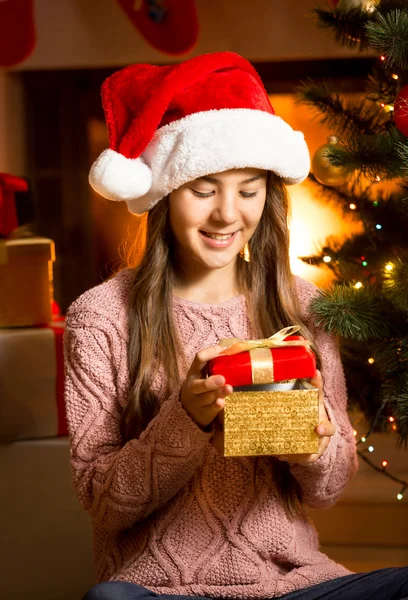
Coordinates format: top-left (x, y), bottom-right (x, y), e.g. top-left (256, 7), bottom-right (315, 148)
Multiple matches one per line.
top-left (223, 380), bottom-right (319, 457)
top-left (0, 237), bottom-right (55, 327)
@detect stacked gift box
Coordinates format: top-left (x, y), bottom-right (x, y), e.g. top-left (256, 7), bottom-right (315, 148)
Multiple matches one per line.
top-left (0, 172), bottom-right (67, 442)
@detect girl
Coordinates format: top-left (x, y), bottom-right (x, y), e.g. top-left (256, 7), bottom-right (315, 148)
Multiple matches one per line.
top-left (64, 52), bottom-right (408, 600)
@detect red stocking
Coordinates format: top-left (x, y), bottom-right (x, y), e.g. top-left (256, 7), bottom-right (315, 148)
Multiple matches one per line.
top-left (117, 0), bottom-right (198, 55)
top-left (0, 0), bottom-right (36, 67)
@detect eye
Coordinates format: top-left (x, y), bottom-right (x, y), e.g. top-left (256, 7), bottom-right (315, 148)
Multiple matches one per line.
top-left (240, 191), bottom-right (258, 198)
top-left (191, 189), bottom-right (214, 198)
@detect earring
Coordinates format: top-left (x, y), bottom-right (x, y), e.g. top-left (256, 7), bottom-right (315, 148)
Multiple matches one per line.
top-left (239, 242), bottom-right (251, 263)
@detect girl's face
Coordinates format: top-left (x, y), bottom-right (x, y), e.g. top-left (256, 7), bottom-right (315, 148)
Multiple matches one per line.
top-left (169, 168), bottom-right (267, 273)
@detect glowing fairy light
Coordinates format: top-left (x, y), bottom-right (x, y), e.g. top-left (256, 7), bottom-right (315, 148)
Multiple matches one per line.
top-left (323, 255), bottom-right (332, 263)
top-left (349, 203), bottom-right (357, 210)
top-left (368, 358), bottom-right (375, 364)
top-left (355, 282), bottom-right (363, 289)
top-left (385, 263), bottom-right (394, 271)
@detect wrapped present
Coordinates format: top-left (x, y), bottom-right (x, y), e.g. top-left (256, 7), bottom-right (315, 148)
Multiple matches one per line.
top-left (207, 327), bottom-right (319, 457)
top-left (0, 318), bottom-right (67, 442)
top-left (208, 326), bottom-right (316, 386)
top-left (0, 236), bottom-right (55, 327)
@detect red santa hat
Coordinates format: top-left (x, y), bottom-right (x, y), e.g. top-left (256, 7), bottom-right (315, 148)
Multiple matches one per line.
top-left (89, 51), bottom-right (310, 215)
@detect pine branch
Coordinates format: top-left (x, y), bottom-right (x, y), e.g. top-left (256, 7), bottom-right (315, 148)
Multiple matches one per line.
top-left (309, 285), bottom-right (391, 340)
top-left (366, 63), bottom-right (403, 105)
top-left (383, 257), bottom-right (408, 311)
top-left (397, 141), bottom-right (408, 174)
top-left (295, 81), bottom-right (390, 136)
top-left (326, 128), bottom-right (406, 179)
top-left (313, 6), bottom-right (373, 50)
top-left (366, 9), bottom-right (408, 70)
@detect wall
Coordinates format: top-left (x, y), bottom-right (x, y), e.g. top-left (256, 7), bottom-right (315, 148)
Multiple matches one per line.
top-left (16, 0), bottom-right (371, 70)
top-left (0, 71), bottom-right (26, 175)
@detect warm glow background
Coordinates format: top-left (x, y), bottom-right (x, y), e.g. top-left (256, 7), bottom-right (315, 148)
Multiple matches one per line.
top-left (89, 96), bottom-right (365, 286)
top-left (269, 94), bottom-right (363, 288)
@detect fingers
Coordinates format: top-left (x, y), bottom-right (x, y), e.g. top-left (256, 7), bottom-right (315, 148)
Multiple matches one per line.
top-left (187, 344), bottom-right (224, 380)
top-left (316, 420), bottom-right (335, 437)
top-left (309, 369), bottom-right (323, 389)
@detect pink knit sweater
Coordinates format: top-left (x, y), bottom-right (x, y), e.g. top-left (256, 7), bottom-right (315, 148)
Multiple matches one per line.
top-left (64, 268), bottom-right (358, 598)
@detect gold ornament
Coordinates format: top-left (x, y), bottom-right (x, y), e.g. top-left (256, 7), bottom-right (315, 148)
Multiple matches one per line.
top-left (239, 242), bottom-right (250, 262)
top-left (312, 137), bottom-right (349, 187)
top-left (339, 0), bottom-right (375, 11)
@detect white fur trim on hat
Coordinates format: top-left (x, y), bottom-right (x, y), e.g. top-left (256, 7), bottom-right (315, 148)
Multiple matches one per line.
top-left (89, 149), bottom-right (153, 202)
top-left (125, 109), bottom-right (310, 214)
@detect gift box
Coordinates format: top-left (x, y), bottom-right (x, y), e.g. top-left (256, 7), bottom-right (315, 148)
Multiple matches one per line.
top-left (0, 236), bottom-right (56, 327)
top-left (0, 318), bottom-right (67, 442)
top-left (207, 327), bottom-right (319, 456)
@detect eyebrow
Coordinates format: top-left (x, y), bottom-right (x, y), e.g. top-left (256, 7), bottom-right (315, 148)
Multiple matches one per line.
top-left (198, 175), bottom-right (266, 185)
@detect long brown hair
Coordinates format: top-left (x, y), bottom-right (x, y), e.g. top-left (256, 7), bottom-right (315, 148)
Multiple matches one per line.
top-left (121, 172), bottom-right (319, 516)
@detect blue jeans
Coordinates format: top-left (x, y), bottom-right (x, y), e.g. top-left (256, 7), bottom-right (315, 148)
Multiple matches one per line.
top-left (83, 567), bottom-right (408, 600)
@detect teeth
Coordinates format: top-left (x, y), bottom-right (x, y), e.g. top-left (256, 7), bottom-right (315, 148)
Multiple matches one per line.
top-left (203, 232), bottom-right (234, 240)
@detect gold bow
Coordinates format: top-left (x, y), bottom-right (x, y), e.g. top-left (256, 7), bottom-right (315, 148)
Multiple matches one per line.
top-left (217, 326), bottom-right (310, 356)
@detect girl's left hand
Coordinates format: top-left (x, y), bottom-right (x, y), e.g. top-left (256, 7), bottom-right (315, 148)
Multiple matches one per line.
top-left (277, 370), bottom-right (336, 465)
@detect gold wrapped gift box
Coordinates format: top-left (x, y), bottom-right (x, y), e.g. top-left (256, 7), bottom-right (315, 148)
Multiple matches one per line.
top-left (224, 380), bottom-right (319, 457)
top-left (0, 237), bottom-right (55, 327)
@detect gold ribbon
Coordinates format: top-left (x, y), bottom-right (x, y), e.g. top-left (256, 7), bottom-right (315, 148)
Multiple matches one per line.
top-left (218, 326), bottom-right (310, 385)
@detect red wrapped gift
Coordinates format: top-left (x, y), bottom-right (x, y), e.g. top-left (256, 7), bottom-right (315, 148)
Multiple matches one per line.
top-left (208, 326), bottom-right (316, 387)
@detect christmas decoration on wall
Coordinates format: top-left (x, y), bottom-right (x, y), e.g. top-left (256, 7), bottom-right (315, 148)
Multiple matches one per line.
top-left (0, 173), bottom-right (26, 237)
top-left (394, 84), bottom-right (408, 137)
top-left (0, 0), bottom-right (36, 67)
top-left (312, 136), bottom-right (349, 187)
top-left (297, 1), bottom-right (408, 499)
top-left (117, 0), bottom-right (198, 55)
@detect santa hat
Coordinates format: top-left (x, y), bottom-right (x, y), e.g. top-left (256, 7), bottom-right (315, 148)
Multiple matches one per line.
top-left (89, 51), bottom-right (310, 215)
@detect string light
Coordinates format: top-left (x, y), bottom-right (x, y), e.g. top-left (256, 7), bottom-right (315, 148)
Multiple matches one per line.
top-left (323, 255), bottom-right (332, 263)
top-left (375, 175), bottom-right (381, 182)
top-left (392, 74), bottom-right (399, 80)
top-left (349, 203), bottom-right (357, 210)
top-left (368, 445), bottom-right (374, 452)
top-left (355, 282), bottom-right (363, 289)
top-left (392, 423), bottom-right (397, 431)
top-left (353, 430), bottom-right (358, 437)
top-left (385, 263), bottom-right (394, 271)
top-left (380, 55), bottom-right (386, 61)
top-left (376, 224), bottom-right (382, 229)
top-left (373, 201), bottom-right (379, 207)
top-left (362, 260), bottom-right (368, 266)
top-left (368, 357), bottom-right (375, 364)
top-left (361, 436), bottom-right (367, 442)
top-left (380, 102), bottom-right (385, 108)
top-left (397, 488), bottom-right (405, 501)
top-left (382, 460), bottom-right (388, 468)
top-left (389, 416), bottom-right (395, 422)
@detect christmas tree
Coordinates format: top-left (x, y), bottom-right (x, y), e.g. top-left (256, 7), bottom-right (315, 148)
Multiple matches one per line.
top-left (296, 0), bottom-right (408, 494)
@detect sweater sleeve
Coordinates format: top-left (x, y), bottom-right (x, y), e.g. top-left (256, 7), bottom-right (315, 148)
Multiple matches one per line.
top-left (288, 283), bottom-right (359, 508)
top-left (63, 320), bottom-right (213, 534)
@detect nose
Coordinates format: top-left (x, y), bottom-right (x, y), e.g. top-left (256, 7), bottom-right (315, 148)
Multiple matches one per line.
top-left (210, 190), bottom-right (240, 225)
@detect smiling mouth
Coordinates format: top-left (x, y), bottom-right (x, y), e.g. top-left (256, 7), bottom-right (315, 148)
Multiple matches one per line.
top-left (200, 231), bottom-right (236, 239)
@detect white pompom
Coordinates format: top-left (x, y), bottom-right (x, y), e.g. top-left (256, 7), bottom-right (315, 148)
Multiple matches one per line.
top-left (89, 149), bottom-right (152, 201)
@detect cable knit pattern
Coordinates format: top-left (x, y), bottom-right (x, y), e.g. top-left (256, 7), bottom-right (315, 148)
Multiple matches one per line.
top-left (64, 268), bottom-right (358, 598)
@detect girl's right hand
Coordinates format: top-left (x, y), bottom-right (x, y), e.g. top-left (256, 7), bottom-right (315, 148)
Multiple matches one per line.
top-left (180, 344), bottom-right (233, 430)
